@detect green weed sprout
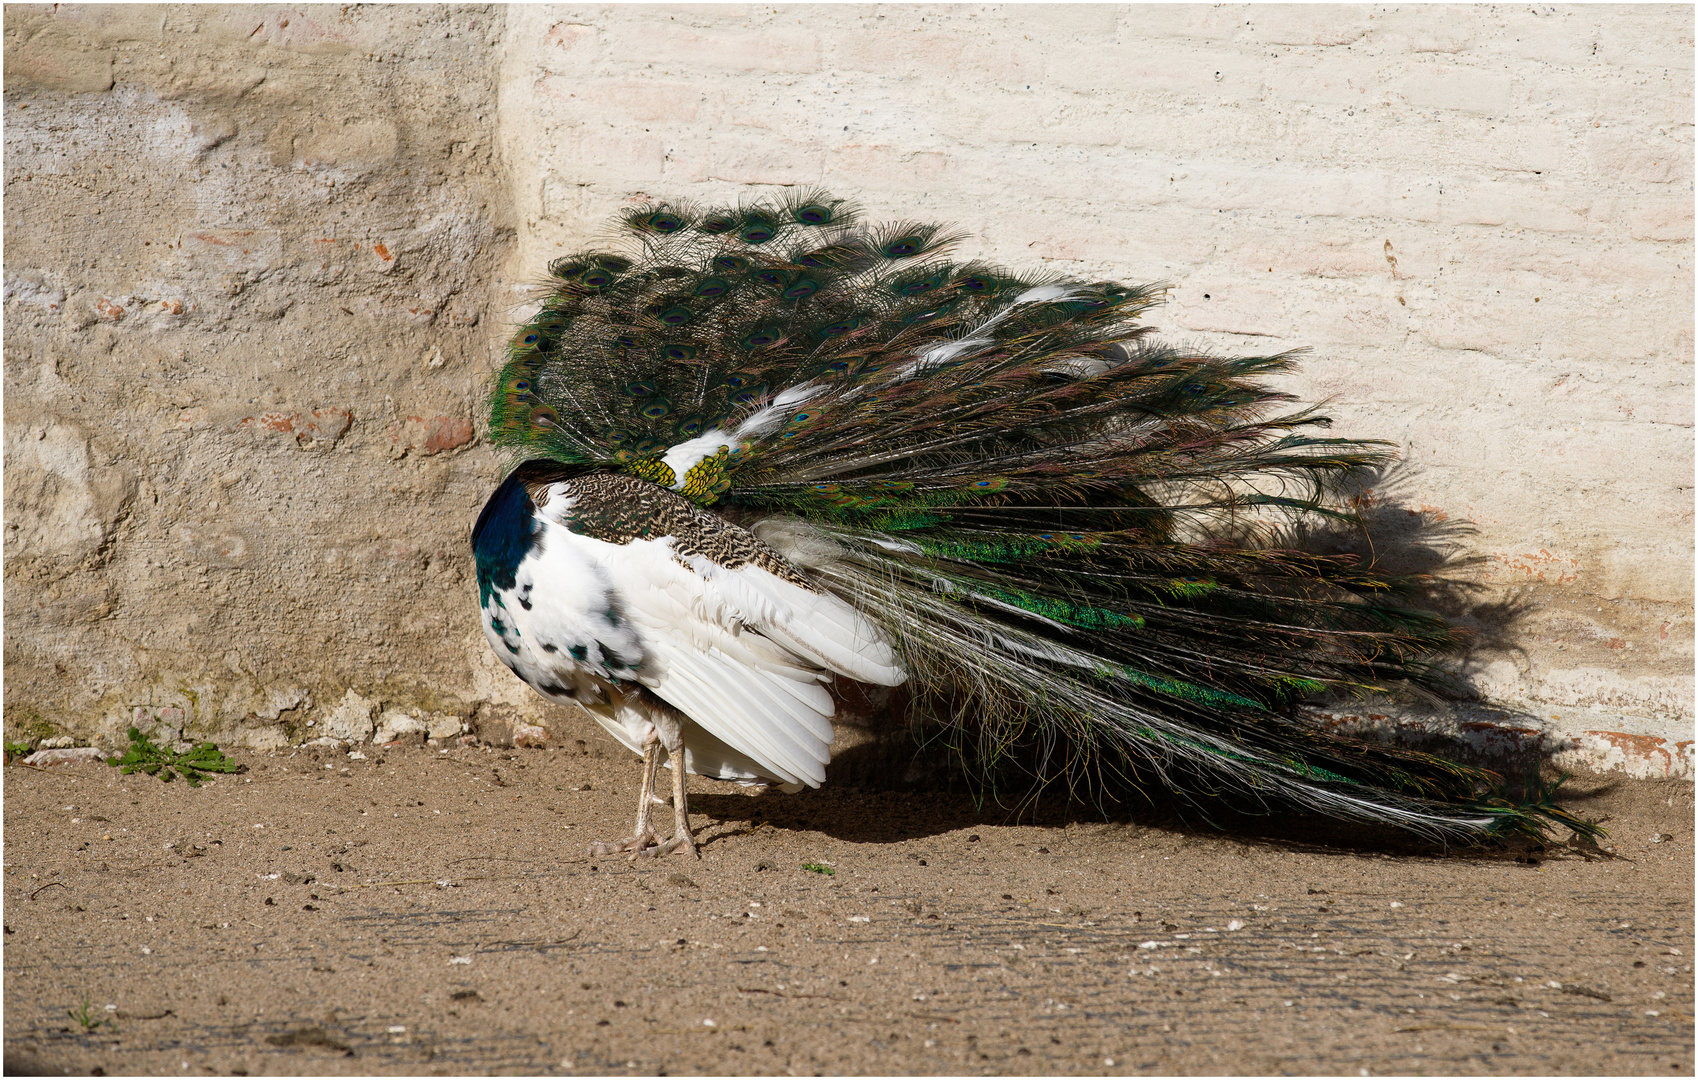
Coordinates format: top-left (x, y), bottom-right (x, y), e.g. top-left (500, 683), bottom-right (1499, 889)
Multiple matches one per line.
top-left (68, 998), bottom-right (112, 1033)
top-left (106, 727), bottom-right (243, 787)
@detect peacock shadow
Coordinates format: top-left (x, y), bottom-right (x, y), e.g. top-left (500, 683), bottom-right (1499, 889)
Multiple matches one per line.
top-left (690, 460), bottom-right (1612, 856)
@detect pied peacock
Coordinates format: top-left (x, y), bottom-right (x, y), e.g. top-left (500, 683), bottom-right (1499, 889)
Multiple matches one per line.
top-left (470, 190), bottom-right (1589, 857)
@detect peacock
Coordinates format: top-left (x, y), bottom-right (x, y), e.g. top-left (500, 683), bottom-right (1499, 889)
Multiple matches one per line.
top-left (470, 190), bottom-right (1590, 857)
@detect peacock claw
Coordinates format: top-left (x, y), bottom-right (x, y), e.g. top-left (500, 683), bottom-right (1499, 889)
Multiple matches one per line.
top-left (587, 833), bottom-right (657, 857)
top-left (638, 832), bottom-right (700, 859)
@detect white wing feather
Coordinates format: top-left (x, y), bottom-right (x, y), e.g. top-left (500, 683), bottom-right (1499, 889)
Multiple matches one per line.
top-left (539, 523), bottom-right (903, 788)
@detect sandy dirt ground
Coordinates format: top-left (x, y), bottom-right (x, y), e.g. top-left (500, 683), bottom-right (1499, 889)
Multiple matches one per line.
top-left (2, 735), bottom-right (1692, 1077)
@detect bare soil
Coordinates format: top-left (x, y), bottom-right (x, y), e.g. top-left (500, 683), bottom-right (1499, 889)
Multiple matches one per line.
top-left (3, 731), bottom-right (1692, 1077)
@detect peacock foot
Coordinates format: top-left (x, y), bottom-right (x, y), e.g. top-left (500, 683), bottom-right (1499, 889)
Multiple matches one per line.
top-left (587, 831), bottom-right (659, 857)
top-left (636, 830), bottom-right (699, 859)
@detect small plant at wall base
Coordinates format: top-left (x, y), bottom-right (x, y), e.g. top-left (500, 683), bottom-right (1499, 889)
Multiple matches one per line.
top-left (67, 998), bottom-right (113, 1033)
top-left (4, 741), bottom-right (32, 764)
top-left (106, 728), bottom-right (244, 787)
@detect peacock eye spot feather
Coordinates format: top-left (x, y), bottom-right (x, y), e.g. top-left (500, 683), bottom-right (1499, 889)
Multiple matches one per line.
top-left (755, 269), bottom-right (790, 287)
top-left (740, 327), bottom-right (783, 349)
top-left (693, 277), bottom-right (730, 298)
top-left (578, 270), bottom-right (614, 289)
top-left (782, 279), bottom-right (820, 300)
top-left (613, 333), bottom-right (643, 349)
top-left (640, 400), bottom-right (671, 420)
top-left (819, 317), bottom-right (862, 337)
top-left (645, 212), bottom-right (686, 233)
top-left (528, 405), bottom-right (558, 428)
top-left (714, 255), bottom-right (750, 273)
top-left (1185, 383), bottom-right (1208, 394)
top-left (724, 375), bottom-right (747, 389)
top-left (594, 255), bottom-right (633, 272)
top-left (658, 305), bottom-right (693, 326)
top-left (739, 223), bottom-right (776, 244)
top-left (957, 275), bottom-right (996, 292)
top-left (626, 381), bottom-right (656, 398)
top-left (793, 203), bottom-right (833, 225)
top-left (634, 438), bottom-right (665, 454)
top-left (902, 302), bottom-right (954, 326)
top-left (732, 391), bottom-right (759, 405)
top-left (521, 332), bottom-right (541, 346)
top-left (660, 344), bottom-right (698, 362)
top-left (882, 236), bottom-right (924, 258)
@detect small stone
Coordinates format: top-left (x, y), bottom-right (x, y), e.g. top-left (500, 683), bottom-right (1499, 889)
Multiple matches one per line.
top-left (22, 747), bottom-right (106, 767)
top-left (512, 724), bottom-right (551, 748)
top-left (373, 711), bottom-right (428, 746)
top-left (319, 690), bottom-right (376, 743)
top-left (426, 714), bottom-right (464, 740)
top-left (37, 736), bottom-right (75, 750)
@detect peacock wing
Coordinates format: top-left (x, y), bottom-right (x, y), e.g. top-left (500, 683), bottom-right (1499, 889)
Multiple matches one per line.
top-left (533, 473), bottom-right (903, 789)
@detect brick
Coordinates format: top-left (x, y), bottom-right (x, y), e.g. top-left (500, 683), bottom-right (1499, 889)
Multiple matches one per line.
top-left (1621, 197), bottom-right (1695, 243)
top-left (667, 135), bottom-right (825, 187)
top-left (1393, 60), bottom-right (1517, 116)
top-left (539, 77), bottom-right (703, 123)
top-left (1248, 6), bottom-right (1373, 48)
top-left (562, 130), bottom-right (667, 182)
top-left (1171, 284), bottom-right (1288, 338)
top-left (1585, 130), bottom-right (1690, 185)
top-left (1044, 44), bottom-right (1266, 102)
top-left (822, 144), bottom-right (950, 190)
top-left (599, 19), bottom-right (821, 75)
top-left (1594, 10), bottom-right (1697, 70)
top-left (1116, 5), bottom-right (1241, 42)
top-left (1268, 53), bottom-right (1391, 108)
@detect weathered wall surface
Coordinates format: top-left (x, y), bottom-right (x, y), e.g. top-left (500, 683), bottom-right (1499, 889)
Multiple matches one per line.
top-left (3, 4), bottom-right (533, 751)
top-left (6, 5), bottom-right (1692, 776)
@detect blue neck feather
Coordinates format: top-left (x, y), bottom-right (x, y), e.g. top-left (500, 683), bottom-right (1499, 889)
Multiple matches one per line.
top-left (472, 470), bottom-right (540, 607)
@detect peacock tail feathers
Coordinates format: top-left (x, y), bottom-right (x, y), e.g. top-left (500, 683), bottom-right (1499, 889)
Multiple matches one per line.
top-left (488, 189), bottom-right (1595, 845)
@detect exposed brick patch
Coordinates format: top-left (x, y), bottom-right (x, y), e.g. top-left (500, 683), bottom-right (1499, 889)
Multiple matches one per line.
top-left (232, 408), bottom-right (352, 447)
top-left (389, 414), bottom-right (475, 457)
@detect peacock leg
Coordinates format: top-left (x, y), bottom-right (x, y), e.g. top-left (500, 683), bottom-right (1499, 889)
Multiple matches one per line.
top-left (587, 737), bottom-right (662, 857)
top-left (641, 748), bottom-right (699, 859)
